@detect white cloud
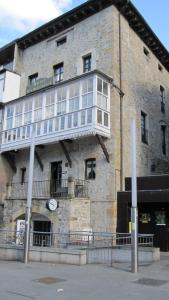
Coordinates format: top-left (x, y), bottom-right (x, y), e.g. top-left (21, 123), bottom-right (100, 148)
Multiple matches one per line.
top-left (0, 0), bottom-right (72, 33)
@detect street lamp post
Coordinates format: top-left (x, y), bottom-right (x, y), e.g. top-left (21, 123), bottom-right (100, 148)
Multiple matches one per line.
top-left (131, 119), bottom-right (138, 273)
top-left (24, 132), bottom-right (35, 264)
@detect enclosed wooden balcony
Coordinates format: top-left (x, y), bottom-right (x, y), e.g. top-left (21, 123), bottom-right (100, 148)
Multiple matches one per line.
top-left (1, 70), bottom-right (111, 153)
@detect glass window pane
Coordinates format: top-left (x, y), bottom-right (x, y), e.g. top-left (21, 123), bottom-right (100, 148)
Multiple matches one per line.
top-left (55, 118), bottom-right (59, 131)
top-left (49, 119), bottom-right (53, 132)
top-left (6, 118), bottom-right (13, 129)
top-left (88, 78), bottom-right (93, 92)
top-left (68, 114), bottom-right (72, 128)
top-left (7, 106), bottom-right (14, 118)
top-left (24, 100), bottom-right (32, 112)
top-left (69, 99), bottom-right (74, 112)
top-left (46, 91), bottom-right (55, 105)
top-left (73, 112), bottom-right (78, 127)
top-left (81, 111), bottom-right (86, 125)
top-left (15, 115), bottom-right (22, 127)
top-left (97, 110), bottom-right (102, 124)
top-left (61, 116), bottom-right (65, 130)
top-left (34, 96), bottom-right (42, 109)
top-left (34, 108), bottom-right (42, 122)
top-left (82, 80), bottom-right (88, 94)
top-left (87, 93), bottom-right (93, 106)
top-left (87, 109), bottom-right (92, 123)
top-left (46, 105), bottom-right (54, 118)
top-left (43, 121), bottom-right (48, 134)
top-left (82, 95), bottom-right (87, 108)
top-left (16, 103), bottom-right (23, 115)
top-left (97, 78), bottom-right (102, 93)
top-left (104, 113), bottom-right (108, 127)
top-left (103, 82), bottom-right (108, 95)
top-left (24, 112), bottom-right (32, 125)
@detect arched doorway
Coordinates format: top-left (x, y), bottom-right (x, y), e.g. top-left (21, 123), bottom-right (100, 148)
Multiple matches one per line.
top-left (15, 213), bottom-right (52, 247)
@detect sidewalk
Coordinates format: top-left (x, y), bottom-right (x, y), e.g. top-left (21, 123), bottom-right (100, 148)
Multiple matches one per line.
top-left (0, 257), bottom-right (169, 300)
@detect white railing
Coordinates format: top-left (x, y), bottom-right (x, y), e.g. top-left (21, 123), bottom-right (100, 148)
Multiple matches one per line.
top-left (1, 106), bottom-right (110, 151)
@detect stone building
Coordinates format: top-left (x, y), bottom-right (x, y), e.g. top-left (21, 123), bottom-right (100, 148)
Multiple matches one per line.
top-left (0, 0), bottom-right (169, 239)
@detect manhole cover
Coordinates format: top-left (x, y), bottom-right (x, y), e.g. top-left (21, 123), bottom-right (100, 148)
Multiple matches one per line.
top-left (34, 277), bottom-right (66, 285)
top-left (134, 278), bottom-right (168, 287)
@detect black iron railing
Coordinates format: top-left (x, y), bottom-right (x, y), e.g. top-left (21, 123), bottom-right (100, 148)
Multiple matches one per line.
top-left (6, 178), bottom-right (88, 199)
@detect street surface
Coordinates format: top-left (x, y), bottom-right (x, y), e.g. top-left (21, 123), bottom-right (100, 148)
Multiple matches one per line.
top-left (0, 255), bottom-right (169, 299)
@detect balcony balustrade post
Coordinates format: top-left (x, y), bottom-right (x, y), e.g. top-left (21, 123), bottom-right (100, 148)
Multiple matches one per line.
top-left (68, 177), bottom-right (75, 198)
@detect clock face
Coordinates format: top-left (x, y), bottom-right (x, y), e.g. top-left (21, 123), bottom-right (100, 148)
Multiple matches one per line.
top-left (47, 199), bottom-right (58, 211)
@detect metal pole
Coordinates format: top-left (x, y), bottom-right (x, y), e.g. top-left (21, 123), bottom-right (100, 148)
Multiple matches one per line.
top-left (24, 132), bottom-right (35, 264)
top-left (131, 119), bottom-right (138, 273)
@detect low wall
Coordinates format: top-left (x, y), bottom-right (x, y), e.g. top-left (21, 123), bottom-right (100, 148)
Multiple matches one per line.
top-left (0, 245), bottom-right (160, 265)
top-left (87, 246), bottom-right (160, 264)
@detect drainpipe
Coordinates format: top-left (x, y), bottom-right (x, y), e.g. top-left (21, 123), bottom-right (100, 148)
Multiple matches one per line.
top-left (118, 11), bottom-right (124, 191)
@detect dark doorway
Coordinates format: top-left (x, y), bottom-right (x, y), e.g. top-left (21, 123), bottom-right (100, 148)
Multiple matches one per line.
top-left (50, 161), bottom-right (62, 196)
top-left (33, 221), bottom-right (51, 246)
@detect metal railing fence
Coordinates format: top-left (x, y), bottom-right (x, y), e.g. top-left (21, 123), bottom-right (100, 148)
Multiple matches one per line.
top-left (5, 178), bottom-right (88, 199)
top-left (0, 230), bottom-right (154, 249)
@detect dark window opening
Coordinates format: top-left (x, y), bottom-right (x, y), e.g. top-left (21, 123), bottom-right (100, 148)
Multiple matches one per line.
top-left (53, 62), bottom-right (64, 82)
top-left (57, 37), bottom-right (67, 46)
top-left (143, 47), bottom-right (149, 57)
top-left (85, 158), bottom-right (96, 180)
top-left (28, 73), bottom-right (38, 85)
top-left (158, 64), bottom-right (163, 71)
top-left (161, 125), bottom-right (166, 155)
top-left (141, 111), bottom-right (148, 144)
top-left (160, 85), bottom-right (165, 114)
top-left (21, 167), bottom-right (26, 185)
top-left (83, 54), bottom-right (91, 73)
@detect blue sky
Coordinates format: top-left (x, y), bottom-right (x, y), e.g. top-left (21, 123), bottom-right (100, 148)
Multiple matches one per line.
top-left (0, 0), bottom-right (169, 50)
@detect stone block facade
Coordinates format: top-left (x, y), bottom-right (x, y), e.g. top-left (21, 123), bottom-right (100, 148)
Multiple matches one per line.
top-left (0, 1), bottom-right (169, 235)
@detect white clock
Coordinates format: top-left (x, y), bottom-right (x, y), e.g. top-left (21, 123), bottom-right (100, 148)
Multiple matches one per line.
top-left (46, 199), bottom-right (58, 211)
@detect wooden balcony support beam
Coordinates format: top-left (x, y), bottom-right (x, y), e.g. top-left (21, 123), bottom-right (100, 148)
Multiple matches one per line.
top-left (96, 134), bottom-right (110, 163)
top-left (59, 141), bottom-right (72, 168)
top-left (35, 149), bottom-right (43, 171)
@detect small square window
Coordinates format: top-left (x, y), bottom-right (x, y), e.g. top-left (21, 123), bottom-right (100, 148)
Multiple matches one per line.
top-left (83, 54), bottom-right (91, 73)
top-left (57, 37), bottom-right (67, 47)
top-left (53, 62), bottom-right (64, 82)
top-left (85, 158), bottom-right (96, 180)
top-left (143, 47), bottom-right (150, 57)
top-left (158, 64), bottom-right (163, 71)
top-left (28, 73), bottom-right (38, 85)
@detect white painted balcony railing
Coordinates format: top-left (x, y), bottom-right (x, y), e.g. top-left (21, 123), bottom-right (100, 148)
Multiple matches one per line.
top-left (1, 71), bottom-right (111, 152)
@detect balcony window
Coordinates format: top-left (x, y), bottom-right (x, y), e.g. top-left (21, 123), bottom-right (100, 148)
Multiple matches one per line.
top-left (57, 87), bottom-right (67, 115)
top-left (29, 73), bottom-right (38, 85)
top-left (69, 82), bottom-right (79, 112)
top-left (54, 63), bottom-right (64, 82)
top-left (6, 106), bottom-right (14, 129)
top-left (85, 158), bottom-right (96, 180)
top-left (15, 103), bottom-right (23, 127)
top-left (24, 100), bottom-right (33, 125)
top-left (83, 55), bottom-right (91, 73)
top-left (2, 72), bottom-right (110, 151)
top-left (82, 78), bottom-right (93, 109)
top-left (34, 95), bottom-right (43, 122)
top-left (97, 78), bottom-right (108, 112)
top-left (45, 90), bottom-right (55, 119)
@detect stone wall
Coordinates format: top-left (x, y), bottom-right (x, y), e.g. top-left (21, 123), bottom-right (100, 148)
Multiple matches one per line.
top-left (3, 197), bottom-right (90, 234)
top-left (1, 4), bottom-right (169, 233)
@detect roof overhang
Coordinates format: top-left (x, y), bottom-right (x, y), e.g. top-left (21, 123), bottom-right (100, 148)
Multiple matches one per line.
top-left (0, 0), bottom-right (169, 71)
